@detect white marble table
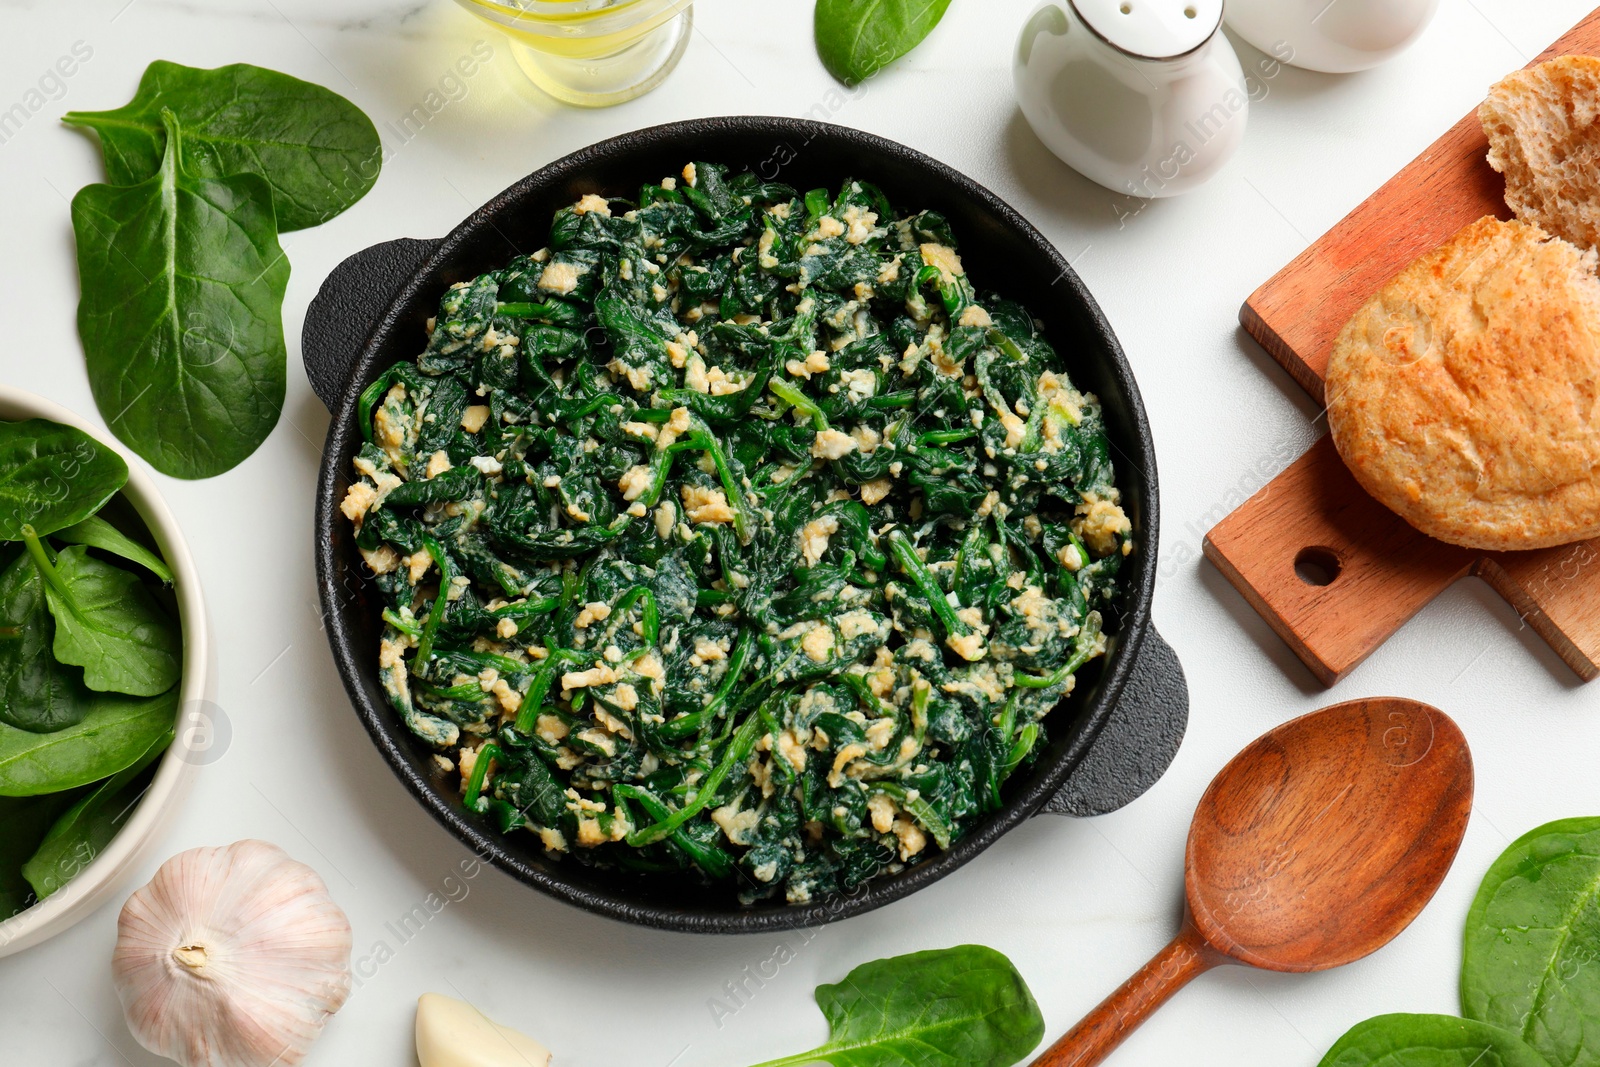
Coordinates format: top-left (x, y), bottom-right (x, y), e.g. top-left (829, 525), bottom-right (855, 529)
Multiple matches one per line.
top-left (1, 1), bottom-right (1595, 1064)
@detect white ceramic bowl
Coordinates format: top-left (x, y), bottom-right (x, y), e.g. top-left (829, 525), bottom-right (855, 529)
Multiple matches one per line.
top-left (0, 387), bottom-right (213, 958)
top-left (1225, 0), bottom-right (1440, 74)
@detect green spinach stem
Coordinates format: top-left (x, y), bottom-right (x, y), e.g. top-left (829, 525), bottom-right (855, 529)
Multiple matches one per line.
top-left (767, 379), bottom-right (829, 430)
top-left (628, 710), bottom-right (766, 847)
top-left (659, 630), bottom-right (753, 742)
top-left (887, 529), bottom-right (969, 638)
top-left (1013, 611), bottom-right (1103, 689)
top-left (412, 535), bottom-right (454, 667)
top-left (19, 526), bottom-right (69, 604)
top-left (462, 742), bottom-right (504, 812)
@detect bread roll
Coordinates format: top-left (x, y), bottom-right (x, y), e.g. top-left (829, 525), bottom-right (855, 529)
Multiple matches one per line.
top-left (1326, 216), bottom-right (1600, 551)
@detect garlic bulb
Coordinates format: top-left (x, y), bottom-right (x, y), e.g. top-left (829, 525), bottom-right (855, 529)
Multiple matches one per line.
top-left (416, 993), bottom-right (552, 1067)
top-left (113, 840), bottom-right (353, 1067)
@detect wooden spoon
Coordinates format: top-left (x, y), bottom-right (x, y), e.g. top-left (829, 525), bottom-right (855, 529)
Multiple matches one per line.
top-left (1032, 697), bottom-right (1474, 1067)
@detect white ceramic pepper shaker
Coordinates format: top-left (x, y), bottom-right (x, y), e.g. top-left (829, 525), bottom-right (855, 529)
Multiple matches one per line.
top-left (1225, 0), bottom-right (1440, 74)
top-left (1014, 0), bottom-right (1247, 198)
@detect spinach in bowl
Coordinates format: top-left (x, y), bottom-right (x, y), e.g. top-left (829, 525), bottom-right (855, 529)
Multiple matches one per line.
top-left (341, 163), bottom-right (1132, 904)
top-left (0, 418), bottom-right (180, 917)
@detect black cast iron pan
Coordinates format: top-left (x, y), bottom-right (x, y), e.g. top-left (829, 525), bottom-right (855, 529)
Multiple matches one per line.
top-left (307, 117), bottom-right (1188, 933)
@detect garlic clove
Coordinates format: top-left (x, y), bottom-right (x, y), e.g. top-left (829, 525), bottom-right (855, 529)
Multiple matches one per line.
top-left (113, 840), bottom-right (353, 1067)
top-left (416, 992), bottom-right (553, 1067)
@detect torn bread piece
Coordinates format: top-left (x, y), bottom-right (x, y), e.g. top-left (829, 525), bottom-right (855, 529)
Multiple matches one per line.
top-left (1481, 55), bottom-right (1600, 251)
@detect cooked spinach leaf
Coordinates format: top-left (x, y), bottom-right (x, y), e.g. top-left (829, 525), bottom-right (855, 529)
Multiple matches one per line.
top-left (0, 687), bottom-right (176, 797)
top-left (21, 728), bottom-right (170, 900)
top-left (24, 534), bottom-right (180, 698)
top-left (1462, 817), bottom-right (1600, 1067)
top-left (815, 0), bottom-right (954, 85)
top-left (346, 165), bottom-right (1132, 904)
top-left (742, 946), bottom-right (1044, 1067)
top-left (72, 109), bottom-right (288, 479)
top-left (1318, 1014), bottom-right (1550, 1067)
top-left (0, 419), bottom-right (126, 541)
top-left (0, 550), bottom-right (92, 733)
top-left (63, 60), bottom-right (381, 232)
top-left (53, 515), bottom-right (173, 584)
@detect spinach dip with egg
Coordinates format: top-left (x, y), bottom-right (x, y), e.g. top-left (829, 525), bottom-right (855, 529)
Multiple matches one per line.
top-left (341, 162), bottom-right (1133, 904)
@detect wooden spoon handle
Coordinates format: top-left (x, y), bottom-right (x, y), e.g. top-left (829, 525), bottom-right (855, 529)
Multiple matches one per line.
top-left (1031, 923), bottom-right (1222, 1067)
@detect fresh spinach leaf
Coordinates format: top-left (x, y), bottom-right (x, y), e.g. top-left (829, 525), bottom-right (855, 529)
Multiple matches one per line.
top-left (743, 946), bottom-right (1044, 1067)
top-left (63, 60), bottom-right (382, 232)
top-left (71, 109), bottom-right (288, 479)
top-left (22, 728), bottom-right (170, 900)
top-left (0, 687), bottom-right (176, 797)
top-left (23, 536), bottom-right (180, 698)
top-left (53, 515), bottom-right (173, 584)
top-left (0, 419), bottom-right (126, 541)
top-left (1318, 1014), bottom-right (1550, 1066)
top-left (1462, 816), bottom-right (1600, 1067)
top-left (0, 551), bottom-right (92, 733)
top-left (815, 0), bottom-right (954, 85)
top-left (0, 793), bottom-right (80, 920)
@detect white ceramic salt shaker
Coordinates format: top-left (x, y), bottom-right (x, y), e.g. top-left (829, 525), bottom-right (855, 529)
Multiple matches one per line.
top-left (1014, 0), bottom-right (1247, 198)
top-left (1225, 0), bottom-right (1440, 73)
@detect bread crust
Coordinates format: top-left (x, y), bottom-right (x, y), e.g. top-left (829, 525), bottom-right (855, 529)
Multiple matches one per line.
top-left (1481, 55), bottom-right (1600, 251)
top-left (1326, 216), bottom-right (1600, 551)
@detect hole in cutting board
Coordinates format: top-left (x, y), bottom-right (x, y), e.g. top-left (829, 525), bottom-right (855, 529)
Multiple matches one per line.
top-left (1294, 547), bottom-right (1342, 587)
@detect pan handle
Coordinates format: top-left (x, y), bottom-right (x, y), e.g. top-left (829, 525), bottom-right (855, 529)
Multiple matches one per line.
top-left (302, 238), bottom-right (1188, 816)
top-left (1040, 624), bottom-right (1188, 817)
top-left (302, 237), bottom-right (444, 412)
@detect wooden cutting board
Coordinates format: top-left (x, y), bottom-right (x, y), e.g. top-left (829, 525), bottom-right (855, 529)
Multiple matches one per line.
top-left (1205, 7), bottom-right (1600, 686)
